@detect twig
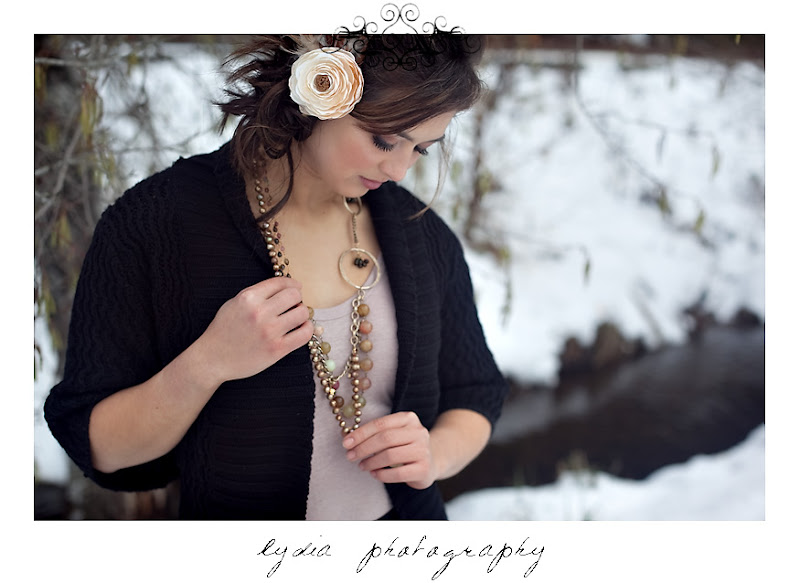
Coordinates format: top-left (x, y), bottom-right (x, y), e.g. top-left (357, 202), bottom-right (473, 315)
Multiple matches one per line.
top-left (572, 36), bottom-right (669, 196)
top-left (53, 122), bottom-right (83, 197)
top-left (35, 56), bottom-right (124, 69)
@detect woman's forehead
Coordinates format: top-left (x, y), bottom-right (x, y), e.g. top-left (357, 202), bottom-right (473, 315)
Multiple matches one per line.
top-left (397, 112), bottom-right (456, 142)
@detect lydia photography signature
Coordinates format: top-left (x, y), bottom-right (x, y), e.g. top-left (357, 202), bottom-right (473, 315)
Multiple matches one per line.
top-left (257, 534), bottom-right (545, 579)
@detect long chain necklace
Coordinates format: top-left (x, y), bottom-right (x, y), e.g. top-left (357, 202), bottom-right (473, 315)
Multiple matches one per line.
top-left (254, 177), bottom-right (381, 436)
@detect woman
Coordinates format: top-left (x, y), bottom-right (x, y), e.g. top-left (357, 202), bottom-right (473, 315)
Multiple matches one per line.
top-left (44, 33), bottom-right (508, 520)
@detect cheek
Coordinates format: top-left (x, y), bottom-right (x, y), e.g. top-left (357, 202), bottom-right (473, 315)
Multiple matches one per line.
top-left (337, 134), bottom-right (378, 170)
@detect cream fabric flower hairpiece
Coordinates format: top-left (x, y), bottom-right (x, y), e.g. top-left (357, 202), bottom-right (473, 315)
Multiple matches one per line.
top-left (288, 47), bottom-right (364, 120)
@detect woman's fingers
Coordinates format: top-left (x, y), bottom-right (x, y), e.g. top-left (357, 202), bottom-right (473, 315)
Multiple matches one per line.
top-left (280, 317), bottom-right (315, 351)
top-left (342, 412), bottom-right (436, 489)
top-left (270, 288), bottom-right (305, 318)
top-left (200, 276), bottom-right (313, 383)
top-left (241, 275), bottom-right (302, 312)
top-left (370, 463), bottom-right (433, 489)
top-left (356, 442), bottom-right (422, 472)
top-left (343, 411), bottom-right (420, 460)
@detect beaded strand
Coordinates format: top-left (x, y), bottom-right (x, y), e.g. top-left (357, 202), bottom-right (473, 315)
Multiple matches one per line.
top-left (255, 180), bottom-right (374, 435)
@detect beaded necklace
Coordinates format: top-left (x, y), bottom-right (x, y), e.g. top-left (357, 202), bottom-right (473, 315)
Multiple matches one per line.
top-left (254, 176), bottom-right (380, 436)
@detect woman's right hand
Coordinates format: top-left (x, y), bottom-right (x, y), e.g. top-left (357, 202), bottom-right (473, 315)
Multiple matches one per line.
top-left (89, 276), bottom-right (313, 474)
top-left (196, 276), bottom-right (314, 385)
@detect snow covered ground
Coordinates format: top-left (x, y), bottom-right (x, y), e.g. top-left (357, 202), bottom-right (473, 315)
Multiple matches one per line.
top-left (33, 39), bottom-right (766, 524)
top-left (447, 423), bottom-right (764, 520)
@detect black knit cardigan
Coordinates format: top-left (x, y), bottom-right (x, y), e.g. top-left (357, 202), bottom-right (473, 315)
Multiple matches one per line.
top-left (44, 143), bottom-right (508, 519)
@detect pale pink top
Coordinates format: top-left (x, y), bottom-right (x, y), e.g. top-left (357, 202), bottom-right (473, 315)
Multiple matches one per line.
top-left (305, 256), bottom-right (397, 520)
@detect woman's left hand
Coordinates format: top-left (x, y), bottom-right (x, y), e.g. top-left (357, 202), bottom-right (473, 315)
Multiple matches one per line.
top-left (342, 411), bottom-right (438, 490)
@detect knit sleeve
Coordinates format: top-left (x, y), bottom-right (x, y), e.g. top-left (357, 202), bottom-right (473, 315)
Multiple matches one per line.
top-left (43, 188), bottom-right (179, 491)
top-left (424, 215), bottom-right (509, 427)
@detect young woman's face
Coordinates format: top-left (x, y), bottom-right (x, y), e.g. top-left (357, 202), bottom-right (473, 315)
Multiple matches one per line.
top-left (298, 111), bottom-right (455, 199)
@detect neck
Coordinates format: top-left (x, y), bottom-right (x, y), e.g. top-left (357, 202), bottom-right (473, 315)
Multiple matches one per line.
top-left (251, 144), bottom-right (343, 219)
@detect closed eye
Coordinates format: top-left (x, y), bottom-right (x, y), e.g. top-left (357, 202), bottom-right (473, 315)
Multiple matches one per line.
top-left (373, 135), bottom-right (431, 156)
top-left (372, 135), bottom-right (394, 152)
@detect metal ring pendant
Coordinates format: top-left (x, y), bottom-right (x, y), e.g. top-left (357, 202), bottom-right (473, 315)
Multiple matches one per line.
top-left (343, 196), bottom-right (363, 216)
top-left (338, 247), bottom-right (381, 290)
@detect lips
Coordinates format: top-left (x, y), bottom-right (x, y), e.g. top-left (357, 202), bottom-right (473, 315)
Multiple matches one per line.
top-left (360, 176), bottom-right (383, 190)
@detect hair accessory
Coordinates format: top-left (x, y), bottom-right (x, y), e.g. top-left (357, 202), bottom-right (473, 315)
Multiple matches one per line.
top-left (288, 47), bottom-right (364, 120)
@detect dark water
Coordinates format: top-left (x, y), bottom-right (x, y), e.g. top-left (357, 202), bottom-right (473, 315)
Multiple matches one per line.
top-left (36, 323), bottom-right (764, 518)
top-left (439, 324), bottom-right (765, 502)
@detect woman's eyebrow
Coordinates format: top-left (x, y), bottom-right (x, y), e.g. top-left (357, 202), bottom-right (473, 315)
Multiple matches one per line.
top-left (397, 131), bottom-right (446, 144)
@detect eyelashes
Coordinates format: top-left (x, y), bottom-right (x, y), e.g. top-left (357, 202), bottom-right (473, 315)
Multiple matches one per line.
top-left (372, 135), bottom-right (393, 152)
top-left (372, 135), bottom-right (430, 156)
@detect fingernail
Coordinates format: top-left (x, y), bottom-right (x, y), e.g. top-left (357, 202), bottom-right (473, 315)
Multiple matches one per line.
top-left (343, 437), bottom-right (354, 448)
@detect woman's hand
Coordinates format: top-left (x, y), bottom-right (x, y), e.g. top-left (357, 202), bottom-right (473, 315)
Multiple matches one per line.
top-left (342, 411), bottom-right (438, 490)
top-left (89, 276), bottom-right (314, 474)
top-left (196, 276), bottom-right (314, 386)
top-left (342, 409), bottom-right (492, 491)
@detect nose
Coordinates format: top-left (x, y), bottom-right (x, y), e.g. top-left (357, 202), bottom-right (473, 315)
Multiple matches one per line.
top-left (379, 155), bottom-right (412, 182)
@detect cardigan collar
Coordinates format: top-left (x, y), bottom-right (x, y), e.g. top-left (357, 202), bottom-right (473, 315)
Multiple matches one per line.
top-left (211, 143), bottom-right (418, 409)
top-left (364, 185), bottom-right (418, 410)
top-left (213, 142), bottom-right (274, 269)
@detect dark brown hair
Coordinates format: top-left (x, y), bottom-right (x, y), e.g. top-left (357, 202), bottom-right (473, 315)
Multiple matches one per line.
top-left (217, 33), bottom-right (485, 215)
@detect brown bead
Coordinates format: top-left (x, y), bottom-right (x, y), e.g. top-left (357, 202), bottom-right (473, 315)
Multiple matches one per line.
top-left (360, 358), bottom-right (373, 371)
top-left (320, 342), bottom-right (331, 354)
top-left (359, 320), bottom-right (373, 334)
top-left (360, 377), bottom-right (372, 391)
top-left (359, 339), bottom-right (373, 353)
top-left (357, 303), bottom-right (370, 317)
top-left (332, 396), bottom-right (344, 409)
